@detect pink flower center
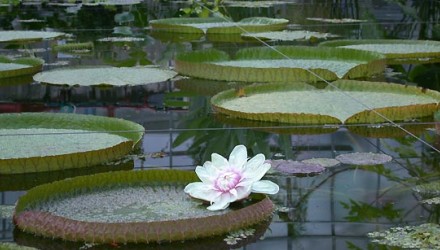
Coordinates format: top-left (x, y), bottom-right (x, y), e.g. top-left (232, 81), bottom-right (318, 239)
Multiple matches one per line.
top-left (214, 170), bottom-right (241, 192)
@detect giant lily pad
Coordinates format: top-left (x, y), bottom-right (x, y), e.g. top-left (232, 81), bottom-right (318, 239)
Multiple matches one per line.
top-left (0, 31), bottom-right (65, 43)
top-left (0, 56), bottom-right (44, 79)
top-left (33, 66), bottom-right (177, 86)
top-left (319, 39), bottom-right (440, 64)
top-left (0, 113), bottom-right (144, 174)
top-left (14, 169), bottom-right (274, 244)
top-left (150, 17), bottom-right (288, 34)
top-left (335, 152), bottom-right (392, 166)
top-left (175, 46), bottom-right (385, 82)
top-left (211, 80), bottom-right (440, 124)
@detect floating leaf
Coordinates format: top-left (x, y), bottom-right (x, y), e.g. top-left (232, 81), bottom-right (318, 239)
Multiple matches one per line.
top-left (0, 56), bottom-right (44, 80)
top-left (307, 17), bottom-right (367, 23)
top-left (335, 152), bottom-right (392, 166)
top-left (14, 169), bottom-right (275, 244)
top-left (413, 180), bottom-right (440, 197)
top-left (175, 46), bottom-right (385, 82)
top-left (211, 80), bottom-right (440, 124)
top-left (242, 30), bottom-right (339, 42)
top-left (319, 39), bottom-right (440, 64)
top-left (0, 113), bottom-right (144, 174)
top-left (150, 17), bottom-right (288, 34)
top-left (224, 0), bottom-right (288, 8)
top-left (0, 31), bottom-right (65, 43)
top-left (52, 42), bottom-right (94, 52)
top-left (267, 159), bottom-right (325, 175)
top-left (422, 196), bottom-right (440, 205)
top-left (301, 158), bottom-right (340, 168)
top-left (0, 205), bottom-right (14, 219)
top-left (368, 224), bottom-right (440, 249)
top-left (0, 242), bottom-right (37, 250)
top-left (33, 66), bottom-right (177, 86)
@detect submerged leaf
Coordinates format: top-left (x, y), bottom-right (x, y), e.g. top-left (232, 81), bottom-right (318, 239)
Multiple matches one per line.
top-left (33, 66), bottom-right (177, 86)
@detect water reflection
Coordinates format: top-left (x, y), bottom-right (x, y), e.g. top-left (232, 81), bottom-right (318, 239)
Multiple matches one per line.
top-left (1, 0), bottom-right (440, 249)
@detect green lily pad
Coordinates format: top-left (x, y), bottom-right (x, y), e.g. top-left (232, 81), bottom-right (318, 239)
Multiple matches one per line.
top-left (413, 180), bottom-right (440, 197)
top-left (14, 169), bottom-right (274, 244)
top-left (301, 158), bottom-right (341, 168)
top-left (224, 0), bottom-right (288, 8)
top-left (211, 80), bottom-right (440, 124)
top-left (175, 46), bottom-right (385, 82)
top-left (319, 39), bottom-right (440, 64)
top-left (33, 66), bottom-right (177, 86)
top-left (150, 17), bottom-right (288, 34)
top-left (0, 31), bottom-right (65, 43)
top-left (83, 0), bottom-right (141, 5)
top-left (0, 113), bottom-right (144, 174)
top-left (0, 242), bottom-right (37, 250)
top-left (242, 30), bottom-right (339, 41)
top-left (307, 17), bottom-right (367, 23)
top-left (0, 56), bottom-right (44, 79)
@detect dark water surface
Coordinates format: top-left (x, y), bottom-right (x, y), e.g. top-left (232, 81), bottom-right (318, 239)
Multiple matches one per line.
top-left (1, 0), bottom-right (440, 249)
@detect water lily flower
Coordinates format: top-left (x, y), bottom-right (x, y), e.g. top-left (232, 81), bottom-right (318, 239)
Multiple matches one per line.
top-left (184, 145), bottom-right (279, 211)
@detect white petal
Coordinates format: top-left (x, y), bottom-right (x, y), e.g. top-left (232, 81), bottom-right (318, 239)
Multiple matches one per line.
top-left (207, 193), bottom-right (235, 211)
top-left (242, 161), bottom-right (271, 182)
top-left (228, 145), bottom-right (248, 169)
top-left (203, 161), bottom-right (221, 173)
top-left (184, 182), bottom-right (220, 201)
top-left (235, 186), bottom-right (252, 200)
top-left (251, 180), bottom-right (279, 194)
top-left (211, 153), bottom-right (229, 169)
top-left (195, 166), bottom-right (215, 184)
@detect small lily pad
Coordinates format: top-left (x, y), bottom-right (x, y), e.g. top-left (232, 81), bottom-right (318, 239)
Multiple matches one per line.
top-left (422, 196), bottom-right (440, 205)
top-left (0, 243), bottom-right (37, 250)
top-left (242, 30), bottom-right (339, 41)
top-left (0, 56), bottom-right (44, 79)
top-left (0, 205), bottom-right (14, 219)
top-left (335, 152), bottom-right (392, 166)
top-left (413, 180), bottom-right (440, 197)
top-left (224, 0), bottom-right (287, 8)
top-left (33, 66), bottom-right (177, 86)
top-left (307, 17), bottom-right (367, 23)
top-left (267, 159), bottom-right (325, 175)
top-left (368, 223), bottom-right (440, 249)
top-left (0, 31), bottom-right (65, 43)
top-left (301, 158), bottom-right (340, 168)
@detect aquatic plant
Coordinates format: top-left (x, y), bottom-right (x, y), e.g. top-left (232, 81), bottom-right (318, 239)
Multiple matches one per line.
top-left (368, 224), bottom-right (440, 249)
top-left (319, 39), bottom-right (440, 64)
top-left (242, 30), bottom-right (339, 42)
top-left (0, 113), bottom-right (144, 174)
top-left (301, 158), bottom-right (341, 168)
top-left (14, 169), bottom-right (275, 243)
top-left (33, 66), bottom-right (177, 86)
top-left (0, 56), bottom-right (44, 79)
top-left (150, 17), bottom-right (288, 34)
top-left (267, 159), bottom-right (326, 175)
top-left (175, 46), bottom-right (385, 82)
top-left (53, 42), bottom-right (94, 52)
top-left (184, 145), bottom-right (279, 210)
top-left (211, 80), bottom-right (440, 124)
top-left (335, 152), bottom-right (393, 166)
top-left (413, 180), bottom-right (440, 197)
top-left (0, 30), bottom-right (65, 43)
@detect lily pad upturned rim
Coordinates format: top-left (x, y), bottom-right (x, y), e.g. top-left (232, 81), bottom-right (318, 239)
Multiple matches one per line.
top-left (211, 80), bottom-right (440, 124)
top-left (319, 39), bottom-right (440, 63)
top-left (0, 56), bottom-right (44, 79)
top-left (0, 113), bottom-right (144, 174)
top-left (175, 46), bottom-right (385, 83)
top-left (14, 169), bottom-right (275, 244)
top-left (150, 17), bottom-right (289, 34)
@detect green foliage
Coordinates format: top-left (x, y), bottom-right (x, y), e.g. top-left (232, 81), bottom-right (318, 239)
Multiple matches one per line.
top-left (179, 0), bottom-right (224, 18)
top-left (340, 199), bottom-right (402, 222)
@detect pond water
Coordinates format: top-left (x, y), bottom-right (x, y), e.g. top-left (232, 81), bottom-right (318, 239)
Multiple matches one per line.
top-left (1, 0), bottom-right (440, 249)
